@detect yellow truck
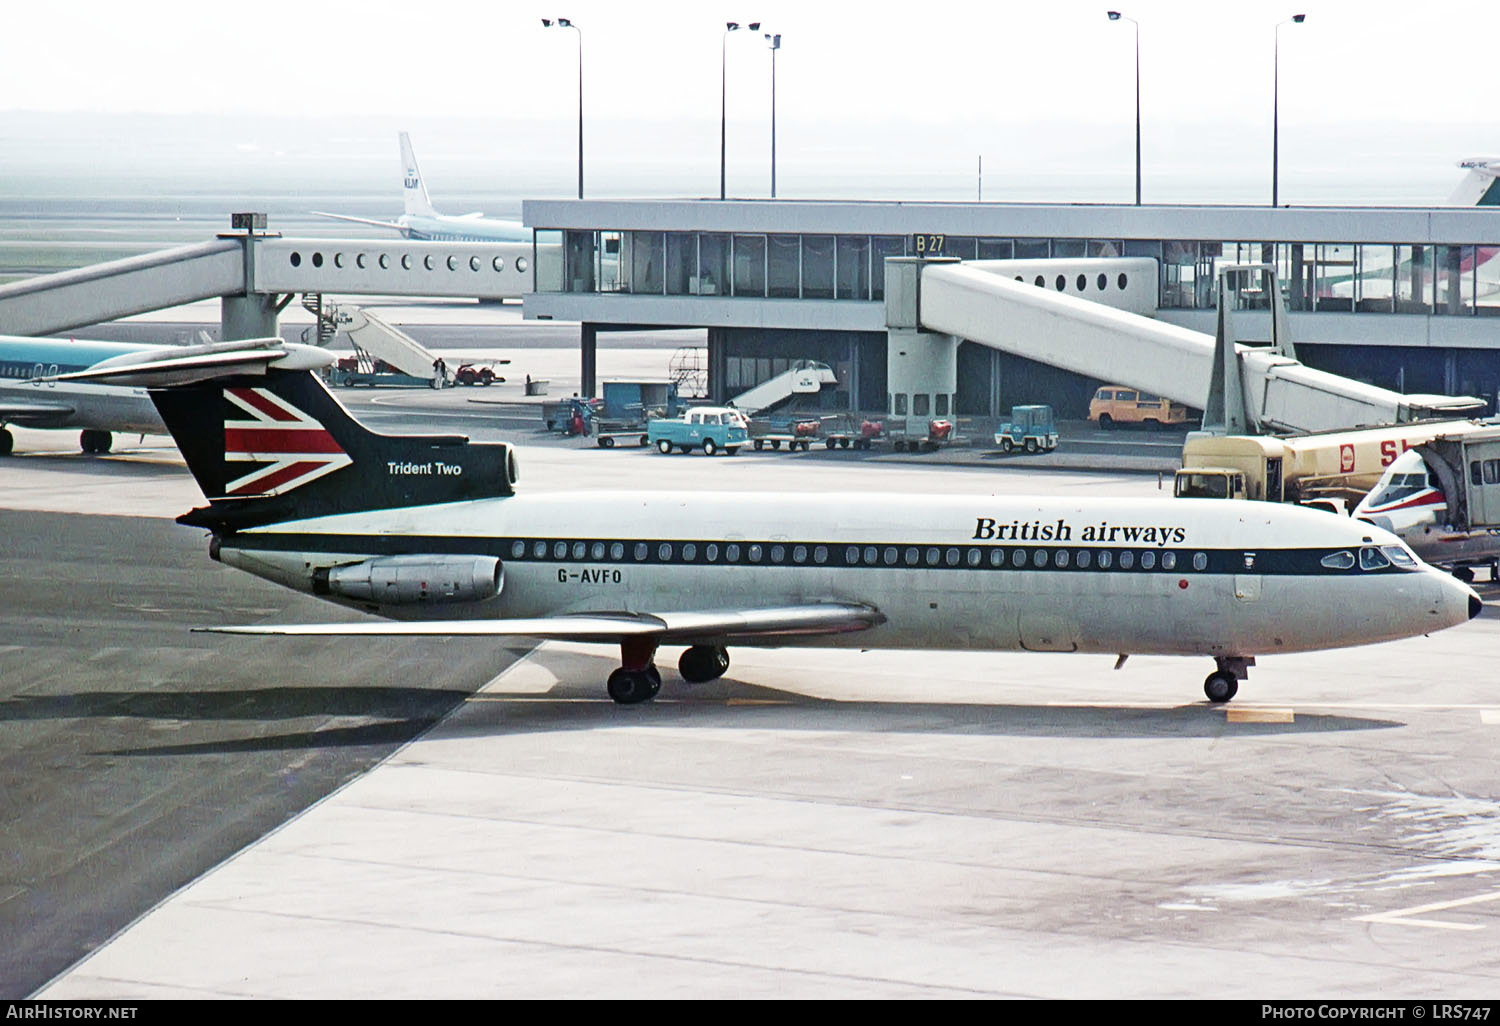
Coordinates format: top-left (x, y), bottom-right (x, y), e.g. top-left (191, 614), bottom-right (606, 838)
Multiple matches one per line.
top-left (1173, 421), bottom-right (1482, 508)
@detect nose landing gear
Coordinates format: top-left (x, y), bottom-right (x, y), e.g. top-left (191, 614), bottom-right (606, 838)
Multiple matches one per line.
top-left (1204, 656), bottom-right (1255, 703)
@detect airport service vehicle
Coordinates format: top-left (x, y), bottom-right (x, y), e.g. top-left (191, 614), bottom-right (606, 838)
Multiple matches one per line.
top-left (648, 406), bottom-right (748, 455)
top-left (594, 380), bottom-right (684, 448)
top-left (452, 363), bottom-right (504, 387)
top-left (994, 405), bottom-right (1058, 454)
top-left (1090, 387), bottom-right (1193, 429)
top-left (749, 416), bottom-right (821, 452)
top-left (1173, 421), bottom-right (1487, 507)
top-left (541, 396), bottom-right (603, 434)
top-left (885, 416), bottom-right (969, 453)
top-left (52, 357), bottom-right (1479, 708)
top-left (333, 357), bottom-right (438, 389)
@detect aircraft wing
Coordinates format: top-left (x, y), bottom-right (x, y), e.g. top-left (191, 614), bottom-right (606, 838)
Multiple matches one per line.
top-left (196, 602), bottom-right (885, 644)
top-left (312, 211), bottom-right (407, 232)
top-left (0, 399), bottom-right (77, 427)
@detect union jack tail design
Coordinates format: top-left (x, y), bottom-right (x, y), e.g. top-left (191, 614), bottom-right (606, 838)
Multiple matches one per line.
top-left (223, 386), bottom-right (353, 496)
top-left (149, 368), bottom-right (516, 533)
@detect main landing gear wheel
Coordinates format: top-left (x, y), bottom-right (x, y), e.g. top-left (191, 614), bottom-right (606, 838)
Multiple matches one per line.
top-left (679, 645), bottom-right (730, 683)
top-left (607, 665), bottom-right (661, 704)
top-left (1203, 670), bottom-right (1239, 703)
top-left (80, 430), bottom-right (112, 454)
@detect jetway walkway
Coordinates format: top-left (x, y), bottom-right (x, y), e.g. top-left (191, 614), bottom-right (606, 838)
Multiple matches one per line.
top-left (0, 217), bottom-right (549, 340)
top-left (904, 258), bottom-right (1481, 435)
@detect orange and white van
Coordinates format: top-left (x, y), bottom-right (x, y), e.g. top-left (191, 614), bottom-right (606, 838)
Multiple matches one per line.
top-left (1089, 386), bottom-right (1193, 429)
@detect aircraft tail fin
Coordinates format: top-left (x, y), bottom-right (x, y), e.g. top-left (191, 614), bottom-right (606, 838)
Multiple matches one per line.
top-left (399, 131), bottom-right (439, 217)
top-left (1447, 158), bottom-right (1500, 206)
top-left (151, 369), bottom-right (516, 533)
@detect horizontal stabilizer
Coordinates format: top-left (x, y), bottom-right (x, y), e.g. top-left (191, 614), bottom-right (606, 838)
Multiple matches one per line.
top-left (45, 340), bottom-right (333, 388)
top-left (312, 211), bottom-right (407, 232)
top-left (196, 602), bottom-right (885, 644)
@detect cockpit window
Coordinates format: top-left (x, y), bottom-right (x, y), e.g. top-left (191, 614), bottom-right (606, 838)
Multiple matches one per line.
top-left (1359, 546), bottom-right (1391, 570)
top-left (1320, 550), bottom-right (1356, 570)
top-left (1382, 544), bottom-right (1418, 568)
top-left (1368, 472), bottom-right (1427, 508)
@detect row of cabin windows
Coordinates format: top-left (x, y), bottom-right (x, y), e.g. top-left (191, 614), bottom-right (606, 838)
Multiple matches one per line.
top-left (506, 538), bottom-right (1213, 572)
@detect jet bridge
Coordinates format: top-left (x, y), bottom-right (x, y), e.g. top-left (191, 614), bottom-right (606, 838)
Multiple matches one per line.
top-left (890, 257), bottom-right (1482, 435)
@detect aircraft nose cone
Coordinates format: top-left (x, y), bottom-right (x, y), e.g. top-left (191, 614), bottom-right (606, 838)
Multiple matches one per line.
top-left (1471, 594), bottom-right (1484, 620)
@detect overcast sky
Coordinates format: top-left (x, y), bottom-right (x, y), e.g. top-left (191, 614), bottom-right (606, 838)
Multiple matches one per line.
top-left (3, 0), bottom-right (1495, 204)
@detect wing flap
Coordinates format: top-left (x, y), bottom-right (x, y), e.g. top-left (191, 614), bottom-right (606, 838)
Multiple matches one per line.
top-left (195, 603), bottom-right (884, 643)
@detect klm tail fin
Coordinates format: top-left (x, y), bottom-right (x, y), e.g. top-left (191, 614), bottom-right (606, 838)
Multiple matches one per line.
top-left (399, 131), bottom-right (439, 217)
top-left (152, 370), bottom-right (516, 533)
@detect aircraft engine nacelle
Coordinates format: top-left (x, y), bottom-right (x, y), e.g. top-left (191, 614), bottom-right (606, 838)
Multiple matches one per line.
top-left (316, 555), bottom-right (502, 606)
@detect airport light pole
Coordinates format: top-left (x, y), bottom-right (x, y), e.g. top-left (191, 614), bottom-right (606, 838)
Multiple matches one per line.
top-left (721, 21), bottom-right (760, 200)
top-left (765, 31), bottom-right (781, 199)
top-left (542, 18), bottom-right (584, 199)
top-left (1273, 13), bottom-right (1306, 207)
top-left (1106, 11), bottom-right (1140, 206)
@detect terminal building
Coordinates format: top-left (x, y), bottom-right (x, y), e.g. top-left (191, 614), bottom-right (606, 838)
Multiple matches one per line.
top-left (521, 200), bottom-right (1500, 418)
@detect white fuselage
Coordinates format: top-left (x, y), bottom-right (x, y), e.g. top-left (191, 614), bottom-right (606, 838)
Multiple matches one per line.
top-left (215, 490), bottom-right (1479, 658)
top-left (1355, 450), bottom-right (1500, 569)
top-left (0, 336), bottom-right (167, 435)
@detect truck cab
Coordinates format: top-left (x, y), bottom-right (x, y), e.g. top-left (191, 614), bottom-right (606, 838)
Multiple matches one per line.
top-left (1173, 467), bottom-right (1248, 500)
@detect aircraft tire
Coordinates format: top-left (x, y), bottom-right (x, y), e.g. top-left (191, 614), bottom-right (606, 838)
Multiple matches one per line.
top-left (679, 645), bottom-right (730, 683)
top-left (80, 430), bottom-right (112, 454)
top-left (607, 668), bottom-right (657, 705)
top-left (1203, 671), bottom-right (1238, 703)
top-left (657, 439), bottom-right (673, 455)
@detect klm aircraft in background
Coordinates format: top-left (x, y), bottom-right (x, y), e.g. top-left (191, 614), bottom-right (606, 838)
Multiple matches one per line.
top-left (0, 337), bottom-right (164, 453)
top-left (313, 133), bottom-right (529, 243)
top-left (0, 335), bottom-right (325, 455)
